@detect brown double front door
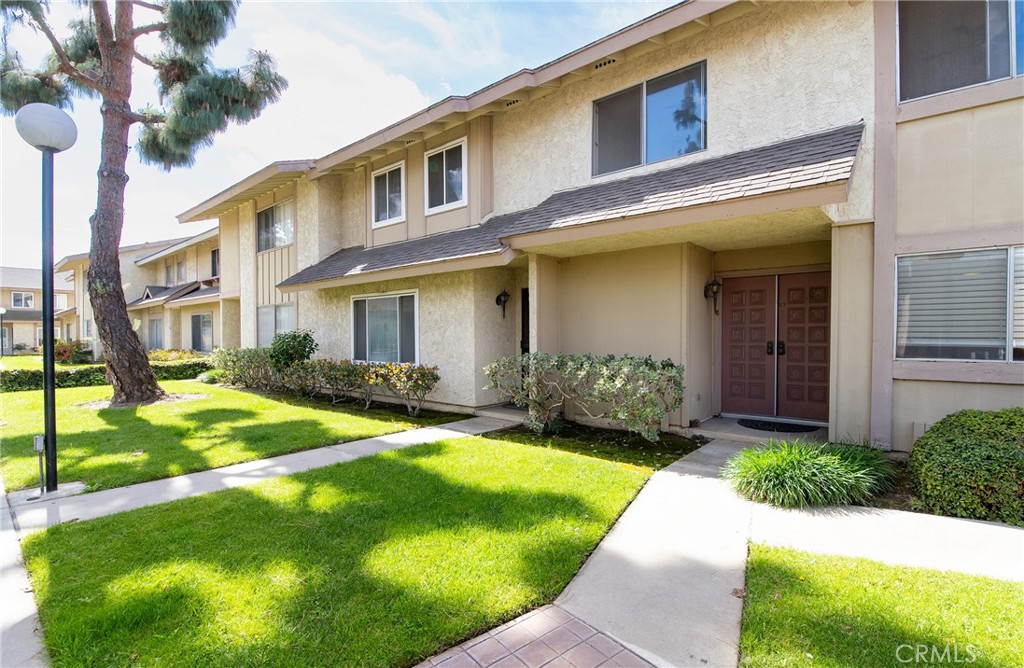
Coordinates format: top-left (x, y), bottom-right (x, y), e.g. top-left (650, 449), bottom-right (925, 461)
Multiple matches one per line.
top-left (721, 272), bottom-right (830, 423)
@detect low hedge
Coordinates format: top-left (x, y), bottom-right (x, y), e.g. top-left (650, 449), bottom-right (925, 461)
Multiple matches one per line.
top-left (909, 407), bottom-right (1024, 526)
top-left (0, 360), bottom-right (213, 392)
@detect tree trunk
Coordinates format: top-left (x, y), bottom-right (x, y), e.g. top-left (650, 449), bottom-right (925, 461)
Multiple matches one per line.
top-left (86, 10), bottom-right (164, 406)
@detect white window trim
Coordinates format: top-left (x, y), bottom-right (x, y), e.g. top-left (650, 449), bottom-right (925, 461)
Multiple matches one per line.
top-left (893, 244), bottom-right (1023, 364)
top-left (350, 289), bottom-right (420, 364)
top-left (256, 199), bottom-right (296, 254)
top-left (11, 291), bottom-right (34, 309)
top-left (895, 0), bottom-right (1024, 104)
top-left (371, 161), bottom-right (407, 229)
top-left (591, 60), bottom-right (708, 178)
top-left (424, 139), bottom-right (468, 215)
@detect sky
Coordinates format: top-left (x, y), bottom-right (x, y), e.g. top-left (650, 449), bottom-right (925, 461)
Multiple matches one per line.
top-left (0, 0), bottom-right (675, 269)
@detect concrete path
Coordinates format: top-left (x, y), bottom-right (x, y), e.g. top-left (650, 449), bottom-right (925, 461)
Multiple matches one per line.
top-left (1, 491), bottom-right (48, 668)
top-left (8, 417), bottom-right (513, 534)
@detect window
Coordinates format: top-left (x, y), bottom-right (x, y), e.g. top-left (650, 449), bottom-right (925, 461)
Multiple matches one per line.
top-left (257, 200), bottom-right (295, 252)
top-left (55, 293), bottom-right (67, 310)
top-left (64, 323), bottom-right (72, 341)
top-left (84, 319), bottom-right (92, 338)
top-left (352, 293), bottom-right (416, 363)
top-left (593, 61), bottom-right (706, 176)
top-left (896, 246), bottom-right (1024, 361)
top-left (425, 141), bottom-right (465, 212)
top-left (898, 0), bottom-right (1024, 101)
top-left (210, 248), bottom-right (220, 277)
top-left (148, 319), bottom-right (163, 350)
top-left (372, 162), bottom-right (405, 227)
top-left (176, 260), bottom-right (185, 283)
top-left (190, 313), bottom-right (213, 352)
top-left (165, 263), bottom-right (173, 285)
top-left (12, 292), bottom-right (33, 308)
top-left (257, 303), bottom-right (296, 347)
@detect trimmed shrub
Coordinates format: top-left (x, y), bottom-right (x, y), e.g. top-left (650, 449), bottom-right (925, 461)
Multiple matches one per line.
top-left (147, 349), bottom-right (203, 362)
top-left (909, 408), bottom-right (1024, 526)
top-left (722, 439), bottom-right (896, 509)
top-left (269, 330), bottom-right (318, 370)
top-left (484, 352), bottom-right (685, 441)
top-left (197, 369), bottom-right (227, 384)
top-left (0, 360), bottom-right (213, 392)
top-left (54, 339), bottom-right (92, 364)
top-left (372, 362), bottom-right (441, 416)
top-left (212, 347), bottom-right (274, 389)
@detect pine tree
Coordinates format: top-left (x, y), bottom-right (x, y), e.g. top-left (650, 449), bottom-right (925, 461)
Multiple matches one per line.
top-left (1, 0), bottom-right (286, 405)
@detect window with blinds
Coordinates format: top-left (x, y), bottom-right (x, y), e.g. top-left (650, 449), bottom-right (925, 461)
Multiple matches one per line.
top-left (352, 293), bottom-right (416, 363)
top-left (896, 246), bottom-right (1023, 361)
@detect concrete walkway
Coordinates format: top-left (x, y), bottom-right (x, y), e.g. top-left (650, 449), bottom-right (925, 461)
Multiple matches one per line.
top-left (420, 437), bottom-right (1024, 668)
top-left (1, 416), bottom-right (517, 668)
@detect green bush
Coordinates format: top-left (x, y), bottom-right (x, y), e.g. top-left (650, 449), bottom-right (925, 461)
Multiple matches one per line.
top-left (484, 352), bottom-right (685, 441)
top-left (212, 347), bottom-right (274, 389)
top-left (0, 360), bottom-right (212, 392)
top-left (269, 330), bottom-right (318, 370)
top-left (197, 369), bottom-right (227, 384)
top-left (909, 407), bottom-right (1024, 526)
top-left (54, 339), bottom-right (92, 364)
top-left (147, 349), bottom-right (203, 362)
top-left (722, 439), bottom-right (896, 509)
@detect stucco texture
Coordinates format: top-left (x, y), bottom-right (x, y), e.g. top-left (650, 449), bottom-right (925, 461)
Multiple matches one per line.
top-left (892, 380), bottom-right (1024, 452)
top-left (491, 0), bottom-right (874, 220)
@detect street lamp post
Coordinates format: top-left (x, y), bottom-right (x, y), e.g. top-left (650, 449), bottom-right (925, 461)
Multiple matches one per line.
top-left (0, 307), bottom-right (6, 357)
top-left (15, 103), bottom-right (77, 493)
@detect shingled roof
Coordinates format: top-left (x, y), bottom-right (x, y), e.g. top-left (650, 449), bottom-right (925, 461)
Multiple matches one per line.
top-left (281, 123), bottom-right (863, 289)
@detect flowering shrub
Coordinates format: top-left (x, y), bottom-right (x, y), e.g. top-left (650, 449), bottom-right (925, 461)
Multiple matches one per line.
top-left (212, 347), bottom-right (440, 416)
top-left (484, 352), bottom-right (685, 441)
top-left (147, 349), bottom-right (203, 362)
top-left (54, 339), bottom-right (91, 364)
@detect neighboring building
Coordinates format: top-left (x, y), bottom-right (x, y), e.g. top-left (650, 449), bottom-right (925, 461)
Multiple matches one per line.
top-left (178, 1), bottom-right (1024, 451)
top-left (0, 266), bottom-right (75, 354)
top-left (55, 228), bottom-right (219, 358)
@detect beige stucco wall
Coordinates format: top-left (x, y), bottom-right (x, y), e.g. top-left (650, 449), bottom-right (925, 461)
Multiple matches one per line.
top-left (220, 298), bottom-right (241, 349)
top-left (713, 241), bottom-right (831, 274)
top-left (219, 210), bottom-right (240, 297)
top-left (829, 223), bottom-right (874, 442)
top-left (896, 98), bottom-right (1024, 236)
top-left (177, 302), bottom-right (222, 351)
top-left (892, 380), bottom-right (1024, 452)
top-left (683, 244), bottom-right (714, 424)
top-left (491, 0), bottom-right (874, 221)
top-left (298, 268), bottom-right (521, 410)
top-left (238, 201), bottom-right (257, 347)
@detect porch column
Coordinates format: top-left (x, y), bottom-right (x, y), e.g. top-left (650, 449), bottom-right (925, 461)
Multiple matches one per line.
top-left (528, 253), bottom-right (559, 353)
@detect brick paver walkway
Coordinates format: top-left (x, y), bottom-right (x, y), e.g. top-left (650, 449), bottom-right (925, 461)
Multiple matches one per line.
top-left (417, 605), bottom-right (653, 668)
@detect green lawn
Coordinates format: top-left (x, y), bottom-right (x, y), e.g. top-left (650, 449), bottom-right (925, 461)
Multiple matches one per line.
top-left (0, 381), bottom-right (457, 491)
top-left (0, 355), bottom-right (95, 370)
top-left (740, 544), bottom-right (1024, 668)
top-left (22, 437), bottom-right (649, 667)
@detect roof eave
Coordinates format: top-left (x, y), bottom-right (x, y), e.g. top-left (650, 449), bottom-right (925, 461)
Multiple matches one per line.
top-left (135, 228), bottom-right (219, 266)
top-left (177, 160), bottom-right (315, 224)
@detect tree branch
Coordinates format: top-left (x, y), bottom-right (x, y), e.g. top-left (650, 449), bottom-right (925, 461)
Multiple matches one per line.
top-left (133, 49), bottom-right (157, 69)
top-left (132, 22), bottom-right (168, 38)
top-left (91, 0), bottom-right (116, 60)
top-left (24, 5), bottom-right (101, 91)
top-left (126, 109), bottom-right (166, 125)
top-left (131, 0), bottom-right (165, 11)
top-left (114, 0), bottom-right (134, 44)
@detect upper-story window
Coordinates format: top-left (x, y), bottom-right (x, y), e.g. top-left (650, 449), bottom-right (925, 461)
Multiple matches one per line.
top-left (896, 246), bottom-right (1023, 362)
top-left (425, 140), bottom-right (465, 213)
top-left (372, 162), bottom-right (405, 227)
top-left (164, 263), bottom-right (173, 285)
top-left (55, 293), bottom-right (67, 310)
top-left (210, 248), bottom-right (220, 278)
top-left (593, 61), bottom-right (706, 176)
top-left (12, 291), bottom-right (34, 308)
top-left (176, 259), bottom-right (186, 283)
top-left (898, 0), bottom-right (1024, 101)
top-left (257, 200), bottom-right (295, 252)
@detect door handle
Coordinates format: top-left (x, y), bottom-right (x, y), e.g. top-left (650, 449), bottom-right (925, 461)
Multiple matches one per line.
top-left (778, 341), bottom-right (786, 355)
top-left (766, 341), bottom-right (774, 355)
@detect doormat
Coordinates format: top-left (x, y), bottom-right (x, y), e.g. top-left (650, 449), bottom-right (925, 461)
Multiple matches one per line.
top-left (738, 418), bottom-right (819, 433)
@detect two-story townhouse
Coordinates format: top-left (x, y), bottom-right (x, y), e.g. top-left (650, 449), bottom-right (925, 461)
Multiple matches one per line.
top-left (179, 0), bottom-right (1024, 450)
top-left (0, 266), bottom-right (75, 354)
top-left (55, 228), bottom-right (219, 358)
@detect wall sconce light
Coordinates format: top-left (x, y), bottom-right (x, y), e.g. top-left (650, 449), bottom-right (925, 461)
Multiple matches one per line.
top-left (704, 278), bottom-right (723, 315)
top-left (496, 290), bottom-right (510, 318)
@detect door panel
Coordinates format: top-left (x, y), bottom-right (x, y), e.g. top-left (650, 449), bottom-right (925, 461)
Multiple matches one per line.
top-left (777, 272), bottom-right (830, 422)
top-left (721, 276), bottom-right (776, 416)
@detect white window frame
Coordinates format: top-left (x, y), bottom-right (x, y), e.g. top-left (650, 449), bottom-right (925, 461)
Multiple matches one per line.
top-left (894, 244), bottom-right (1023, 363)
top-left (896, 0), bottom-right (1024, 103)
top-left (257, 199), bottom-right (296, 253)
top-left (424, 139), bottom-right (468, 215)
top-left (11, 291), bottom-right (34, 309)
top-left (350, 289), bottom-right (419, 364)
top-left (371, 161), bottom-right (407, 228)
top-left (592, 60), bottom-right (707, 177)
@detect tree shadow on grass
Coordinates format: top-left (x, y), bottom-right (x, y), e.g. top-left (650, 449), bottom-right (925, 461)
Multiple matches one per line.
top-left (23, 441), bottom-right (637, 667)
top-left (740, 552), bottom-right (1011, 668)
